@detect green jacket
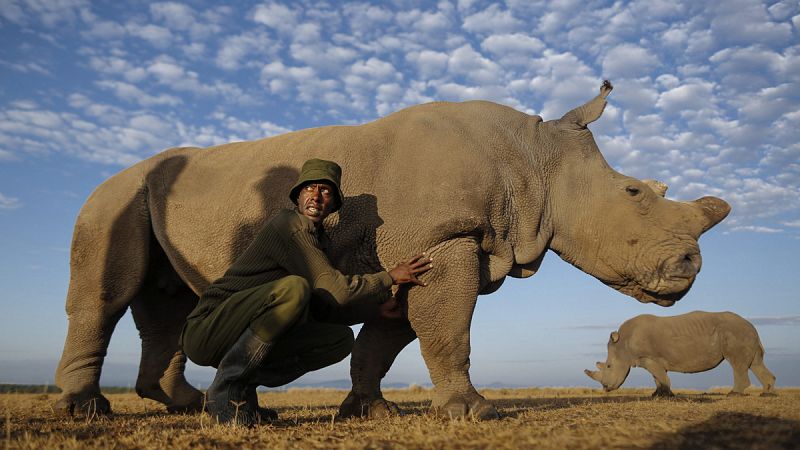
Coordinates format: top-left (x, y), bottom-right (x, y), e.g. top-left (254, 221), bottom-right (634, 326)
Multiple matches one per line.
top-left (188, 209), bottom-right (393, 324)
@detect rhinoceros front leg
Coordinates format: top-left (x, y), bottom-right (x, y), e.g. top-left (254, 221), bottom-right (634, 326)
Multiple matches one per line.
top-left (409, 238), bottom-right (500, 420)
top-left (129, 270), bottom-right (203, 413)
top-left (640, 358), bottom-right (674, 397)
top-left (338, 317), bottom-right (417, 419)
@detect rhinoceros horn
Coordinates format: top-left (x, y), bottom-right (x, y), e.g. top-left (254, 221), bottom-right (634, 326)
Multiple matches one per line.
top-left (558, 80), bottom-right (614, 128)
top-left (642, 179), bottom-right (668, 197)
top-left (693, 196), bottom-right (731, 232)
top-left (584, 369), bottom-right (601, 381)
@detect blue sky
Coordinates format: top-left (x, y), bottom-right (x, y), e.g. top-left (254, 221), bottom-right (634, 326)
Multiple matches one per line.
top-left (1, 0), bottom-right (798, 391)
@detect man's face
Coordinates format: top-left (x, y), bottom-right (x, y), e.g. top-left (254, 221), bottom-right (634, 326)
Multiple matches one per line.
top-left (297, 181), bottom-right (336, 223)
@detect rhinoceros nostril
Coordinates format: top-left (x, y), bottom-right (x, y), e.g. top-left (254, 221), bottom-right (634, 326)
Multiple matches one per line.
top-left (661, 252), bottom-right (701, 279)
top-left (684, 252), bottom-right (702, 273)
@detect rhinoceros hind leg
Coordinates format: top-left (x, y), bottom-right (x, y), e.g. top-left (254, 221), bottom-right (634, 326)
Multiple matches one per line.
top-left (338, 318), bottom-right (416, 419)
top-left (728, 360), bottom-right (752, 395)
top-left (54, 184), bottom-right (152, 417)
top-left (750, 348), bottom-right (777, 396)
top-left (130, 246), bottom-right (203, 413)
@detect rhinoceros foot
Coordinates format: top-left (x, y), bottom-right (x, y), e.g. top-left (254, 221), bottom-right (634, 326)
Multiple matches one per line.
top-left (165, 394), bottom-right (204, 414)
top-left (337, 391), bottom-right (401, 419)
top-left (651, 388), bottom-right (675, 398)
top-left (759, 392), bottom-right (778, 398)
top-left (434, 395), bottom-right (500, 420)
top-left (53, 390), bottom-right (112, 417)
top-left (726, 391), bottom-right (747, 397)
top-left (135, 379), bottom-right (204, 414)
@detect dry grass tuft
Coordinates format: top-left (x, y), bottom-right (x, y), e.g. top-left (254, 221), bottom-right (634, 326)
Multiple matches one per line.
top-left (2, 387), bottom-right (798, 449)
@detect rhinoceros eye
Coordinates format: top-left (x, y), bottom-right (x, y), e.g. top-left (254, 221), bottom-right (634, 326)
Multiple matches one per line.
top-left (625, 186), bottom-right (640, 196)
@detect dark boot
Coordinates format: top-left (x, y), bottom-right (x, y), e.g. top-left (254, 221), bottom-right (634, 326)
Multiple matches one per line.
top-left (246, 387), bottom-right (278, 423)
top-left (246, 356), bottom-right (308, 422)
top-left (206, 328), bottom-right (272, 426)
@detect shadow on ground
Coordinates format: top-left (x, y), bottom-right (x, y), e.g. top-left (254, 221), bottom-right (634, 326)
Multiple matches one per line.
top-left (494, 394), bottom-right (715, 418)
top-left (649, 412), bottom-right (800, 449)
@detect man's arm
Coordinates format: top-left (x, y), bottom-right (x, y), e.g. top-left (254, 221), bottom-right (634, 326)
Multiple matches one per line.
top-left (282, 226), bottom-right (393, 306)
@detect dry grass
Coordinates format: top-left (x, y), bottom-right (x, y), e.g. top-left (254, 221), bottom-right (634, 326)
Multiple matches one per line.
top-left (2, 387), bottom-right (799, 449)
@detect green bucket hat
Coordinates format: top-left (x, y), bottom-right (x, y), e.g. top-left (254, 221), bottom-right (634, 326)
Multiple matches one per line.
top-left (289, 158), bottom-right (344, 212)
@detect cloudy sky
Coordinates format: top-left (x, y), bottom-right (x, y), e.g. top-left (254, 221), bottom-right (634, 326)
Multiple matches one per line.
top-left (1, 0), bottom-right (798, 391)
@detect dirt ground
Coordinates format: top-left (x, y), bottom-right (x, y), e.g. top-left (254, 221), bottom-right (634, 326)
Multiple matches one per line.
top-left (3, 386), bottom-right (799, 449)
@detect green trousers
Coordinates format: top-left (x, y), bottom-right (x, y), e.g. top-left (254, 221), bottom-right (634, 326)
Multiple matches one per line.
top-left (182, 275), bottom-right (354, 374)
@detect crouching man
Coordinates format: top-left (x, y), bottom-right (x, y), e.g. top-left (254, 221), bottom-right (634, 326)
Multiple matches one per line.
top-left (181, 158), bottom-right (432, 426)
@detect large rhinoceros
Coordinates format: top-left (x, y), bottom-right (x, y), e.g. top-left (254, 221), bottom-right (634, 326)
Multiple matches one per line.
top-left (54, 81), bottom-right (730, 419)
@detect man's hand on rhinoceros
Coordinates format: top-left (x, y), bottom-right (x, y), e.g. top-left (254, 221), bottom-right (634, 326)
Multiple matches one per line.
top-left (388, 253), bottom-right (432, 286)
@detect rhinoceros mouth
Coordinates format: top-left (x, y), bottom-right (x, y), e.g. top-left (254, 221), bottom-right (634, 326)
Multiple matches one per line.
top-left (617, 283), bottom-right (687, 307)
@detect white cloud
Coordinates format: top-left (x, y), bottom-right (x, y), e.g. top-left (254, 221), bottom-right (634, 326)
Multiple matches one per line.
top-left (341, 3), bottom-right (393, 36)
top-left (396, 8), bottom-right (451, 35)
top-left (216, 31), bottom-right (275, 70)
top-left (709, 0), bottom-right (794, 47)
top-left (290, 41), bottom-right (358, 73)
top-left (260, 61), bottom-right (316, 96)
top-left (481, 33), bottom-right (545, 57)
top-left (0, 59), bottom-right (52, 76)
top-left (83, 18), bottom-right (126, 40)
top-left (0, 0), bottom-right (26, 25)
top-left (729, 225), bottom-right (783, 233)
top-left (447, 44), bottom-right (504, 84)
top-left (432, 82), bottom-right (511, 104)
top-left (2, 0), bottom-right (88, 27)
top-left (709, 46), bottom-right (788, 91)
top-left (150, 2), bottom-right (197, 30)
top-left (125, 23), bottom-right (173, 48)
top-left (736, 83), bottom-right (797, 124)
top-left (655, 81), bottom-right (715, 115)
top-left (0, 192), bottom-right (21, 209)
top-left (601, 44), bottom-right (660, 79)
top-left (251, 2), bottom-right (299, 33)
top-left (89, 55), bottom-right (147, 83)
top-left (95, 80), bottom-right (182, 107)
top-left (462, 4), bottom-right (523, 34)
top-left (611, 79), bottom-right (660, 115)
top-left (209, 112), bottom-right (291, 142)
top-left (406, 50), bottom-right (449, 79)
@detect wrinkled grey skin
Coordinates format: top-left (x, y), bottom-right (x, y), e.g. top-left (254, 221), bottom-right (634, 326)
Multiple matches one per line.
top-left (54, 81), bottom-right (730, 420)
top-left (585, 311), bottom-right (777, 397)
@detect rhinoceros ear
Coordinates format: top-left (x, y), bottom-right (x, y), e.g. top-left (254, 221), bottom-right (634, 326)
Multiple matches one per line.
top-left (610, 331), bottom-right (620, 343)
top-left (642, 179), bottom-right (668, 197)
top-left (558, 80), bottom-right (613, 129)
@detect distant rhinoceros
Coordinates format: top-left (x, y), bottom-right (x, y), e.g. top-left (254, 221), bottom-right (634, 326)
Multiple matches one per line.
top-left (584, 311), bottom-right (777, 397)
top-left (55, 81), bottom-right (730, 420)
